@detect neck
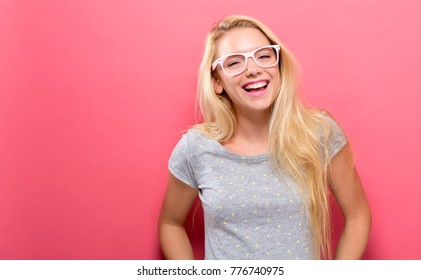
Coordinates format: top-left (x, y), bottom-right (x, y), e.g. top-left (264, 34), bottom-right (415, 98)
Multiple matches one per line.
top-left (235, 110), bottom-right (270, 141)
top-left (221, 109), bottom-right (271, 156)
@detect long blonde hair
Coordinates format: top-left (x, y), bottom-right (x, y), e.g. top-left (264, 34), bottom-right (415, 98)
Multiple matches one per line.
top-left (195, 15), bottom-right (345, 259)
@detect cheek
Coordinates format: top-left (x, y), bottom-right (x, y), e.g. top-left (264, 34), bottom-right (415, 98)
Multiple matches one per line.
top-left (221, 78), bottom-right (241, 94)
top-left (275, 77), bottom-right (282, 91)
top-left (271, 71), bottom-right (282, 90)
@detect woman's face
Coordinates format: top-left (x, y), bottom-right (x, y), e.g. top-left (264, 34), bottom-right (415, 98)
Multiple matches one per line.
top-left (213, 27), bottom-right (281, 117)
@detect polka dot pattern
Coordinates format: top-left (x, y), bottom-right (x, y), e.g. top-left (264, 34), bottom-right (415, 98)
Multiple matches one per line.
top-left (168, 115), bottom-right (346, 259)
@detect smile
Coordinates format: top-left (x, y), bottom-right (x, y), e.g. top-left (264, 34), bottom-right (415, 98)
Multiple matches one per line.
top-left (242, 80), bottom-right (269, 97)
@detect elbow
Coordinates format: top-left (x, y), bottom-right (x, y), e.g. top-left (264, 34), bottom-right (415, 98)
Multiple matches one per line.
top-left (343, 202), bottom-right (372, 236)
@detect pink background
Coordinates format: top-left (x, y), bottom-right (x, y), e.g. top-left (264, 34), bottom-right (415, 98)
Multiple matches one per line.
top-left (1, 0), bottom-right (420, 259)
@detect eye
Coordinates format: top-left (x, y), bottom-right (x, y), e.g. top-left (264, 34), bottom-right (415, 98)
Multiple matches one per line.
top-left (257, 50), bottom-right (274, 60)
top-left (227, 60), bottom-right (241, 67)
top-left (223, 55), bottom-right (244, 69)
top-left (256, 47), bottom-right (276, 61)
top-left (257, 54), bottom-right (272, 60)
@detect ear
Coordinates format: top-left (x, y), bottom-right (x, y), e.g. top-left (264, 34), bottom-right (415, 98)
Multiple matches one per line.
top-left (212, 76), bottom-right (224, 94)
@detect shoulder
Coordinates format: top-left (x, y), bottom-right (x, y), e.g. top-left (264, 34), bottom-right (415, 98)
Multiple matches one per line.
top-left (179, 128), bottom-right (211, 145)
top-left (172, 128), bottom-right (216, 155)
top-left (319, 110), bottom-right (336, 123)
top-left (315, 110), bottom-right (344, 134)
top-left (318, 110), bottom-right (348, 158)
top-left (324, 111), bottom-right (341, 125)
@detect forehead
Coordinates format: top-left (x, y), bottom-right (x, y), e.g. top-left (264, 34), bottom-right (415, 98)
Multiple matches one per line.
top-left (216, 27), bottom-right (271, 57)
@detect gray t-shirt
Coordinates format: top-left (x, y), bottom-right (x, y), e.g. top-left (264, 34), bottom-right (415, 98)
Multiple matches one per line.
top-left (168, 116), bottom-right (346, 260)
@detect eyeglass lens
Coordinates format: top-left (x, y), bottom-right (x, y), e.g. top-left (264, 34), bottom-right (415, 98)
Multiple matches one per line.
top-left (222, 46), bottom-right (278, 75)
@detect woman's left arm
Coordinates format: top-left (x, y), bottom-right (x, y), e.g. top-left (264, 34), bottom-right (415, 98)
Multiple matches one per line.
top-left (328, 142), bottom-right (371, 259)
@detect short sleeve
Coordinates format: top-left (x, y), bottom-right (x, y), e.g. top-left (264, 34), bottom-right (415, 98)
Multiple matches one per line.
top-left (325, 114), bottom-right (347, 160)
top-left (168, 133), bottom-right (198, 189)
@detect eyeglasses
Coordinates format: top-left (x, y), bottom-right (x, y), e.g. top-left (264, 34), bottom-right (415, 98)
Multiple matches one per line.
top-left (212, 45), bottom-right (280, 76)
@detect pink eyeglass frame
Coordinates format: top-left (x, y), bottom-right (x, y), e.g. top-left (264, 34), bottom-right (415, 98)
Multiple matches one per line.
top-left (211, 45), bottom-right (280, 75)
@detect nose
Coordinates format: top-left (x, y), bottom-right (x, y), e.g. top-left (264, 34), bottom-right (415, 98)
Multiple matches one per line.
top-left (244, 56), bottom-right (262, 75)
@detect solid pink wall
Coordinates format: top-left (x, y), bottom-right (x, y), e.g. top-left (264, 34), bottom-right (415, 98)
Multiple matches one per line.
top-left (0, 0), bottom-right (420, 259)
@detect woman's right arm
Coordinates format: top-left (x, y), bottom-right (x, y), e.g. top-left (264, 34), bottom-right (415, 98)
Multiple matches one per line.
top-left (158, 172), bottom-right (198, 259)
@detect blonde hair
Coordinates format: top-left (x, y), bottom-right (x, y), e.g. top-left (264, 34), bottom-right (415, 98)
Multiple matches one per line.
top-left (195, 15), bottom-right (346, 259)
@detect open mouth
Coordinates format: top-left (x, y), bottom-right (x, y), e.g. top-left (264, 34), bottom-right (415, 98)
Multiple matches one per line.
top-left (242, 81), bottom-right (269, 93)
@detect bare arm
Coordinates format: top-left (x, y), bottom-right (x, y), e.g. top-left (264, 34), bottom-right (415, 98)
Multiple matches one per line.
top-left (158, 172), bottom-right (198, 260)
top-left (328, 143), bottom-right (371, 259)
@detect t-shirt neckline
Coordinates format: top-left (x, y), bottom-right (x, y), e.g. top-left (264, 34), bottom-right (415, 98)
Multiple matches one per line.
top-left (210, 137), bottom-right (269, 161)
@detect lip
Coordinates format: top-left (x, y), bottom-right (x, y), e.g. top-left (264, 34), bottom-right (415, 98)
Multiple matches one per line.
top-left (242, 79), bottom-right (270, 97)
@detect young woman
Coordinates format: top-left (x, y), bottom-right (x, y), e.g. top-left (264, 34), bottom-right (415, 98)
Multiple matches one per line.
top-left (158, 15), bottom-right (371, 260)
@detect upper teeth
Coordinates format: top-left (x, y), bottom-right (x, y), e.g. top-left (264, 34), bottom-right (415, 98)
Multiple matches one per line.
top-left (244, 81), bottom-right (268, 90)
